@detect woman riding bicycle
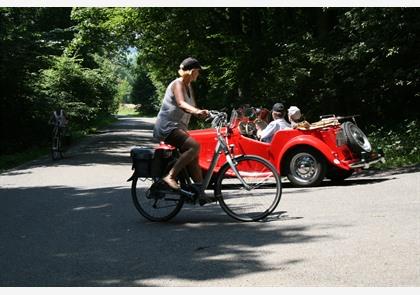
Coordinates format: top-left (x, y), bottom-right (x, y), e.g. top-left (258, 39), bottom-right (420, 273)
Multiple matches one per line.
top-left (153, 57), bottom-right (212, 202)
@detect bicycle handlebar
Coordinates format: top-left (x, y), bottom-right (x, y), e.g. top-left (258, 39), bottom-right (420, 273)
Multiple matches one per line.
top-left (207, 110), bottom-right (228, 128)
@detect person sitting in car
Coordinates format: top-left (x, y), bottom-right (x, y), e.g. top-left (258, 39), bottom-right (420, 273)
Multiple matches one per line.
top-left (288, 106), bottom-right (311, 129)
top-left (256, 103), bottom-right (291, 142)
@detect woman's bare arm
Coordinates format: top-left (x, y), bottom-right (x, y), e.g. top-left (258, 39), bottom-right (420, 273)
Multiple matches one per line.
top-left (172, 80), bottom-right (208, 118)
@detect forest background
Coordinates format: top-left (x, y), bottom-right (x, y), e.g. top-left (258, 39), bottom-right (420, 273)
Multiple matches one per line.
top-left (0, 7), bottom-right (419, 169)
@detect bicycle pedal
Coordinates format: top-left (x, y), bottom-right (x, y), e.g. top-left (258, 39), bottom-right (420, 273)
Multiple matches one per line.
top-left (198, 195), bottom-right (217, 206)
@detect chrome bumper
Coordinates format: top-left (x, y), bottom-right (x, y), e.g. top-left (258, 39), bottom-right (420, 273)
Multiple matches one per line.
top-left (349, 150), bottom-right (386, 169)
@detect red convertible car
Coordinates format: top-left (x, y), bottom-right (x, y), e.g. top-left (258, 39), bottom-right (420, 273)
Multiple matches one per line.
top-left (190, 107), bottom-right (385, 187)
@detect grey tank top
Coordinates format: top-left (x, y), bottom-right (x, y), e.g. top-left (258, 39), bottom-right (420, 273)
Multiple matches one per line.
top-left (153, 79), bottom-right (196, 140)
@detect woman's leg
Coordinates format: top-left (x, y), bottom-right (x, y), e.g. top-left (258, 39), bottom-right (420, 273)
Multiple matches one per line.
top-left (164, 129), bottom-right (214, 204)
top-left (186, 155), bottom-right (203, 183)
top-left (163, 129), bottom-right (201, 189)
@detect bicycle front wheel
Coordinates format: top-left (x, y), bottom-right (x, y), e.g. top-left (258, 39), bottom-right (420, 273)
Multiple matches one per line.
top-left (215, 155), bottom-right (282, 222)
top-left (51, 128), bottom-right (62, 161)
top-left (132, 178), bottom-right (184, 222)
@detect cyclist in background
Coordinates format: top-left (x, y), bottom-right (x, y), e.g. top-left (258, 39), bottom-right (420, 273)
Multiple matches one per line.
top-left (49, 109), bottom-right (69, 160)
top-left (49, 109), bottom-right (68, 128)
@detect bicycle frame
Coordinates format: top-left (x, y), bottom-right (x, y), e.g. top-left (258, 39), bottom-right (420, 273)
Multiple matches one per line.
top-left (203, 135), bottom-right (252, 191)
top-left (130, 110), bottom-right (282, 222)
top-left (194, 111), bottom-right (252, 192)
top-left (52, 125), bottom-right (61, 148)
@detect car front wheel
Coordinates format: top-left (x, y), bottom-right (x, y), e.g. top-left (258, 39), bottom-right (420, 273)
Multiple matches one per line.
top-left (285, 148), bottom-right (326, 187)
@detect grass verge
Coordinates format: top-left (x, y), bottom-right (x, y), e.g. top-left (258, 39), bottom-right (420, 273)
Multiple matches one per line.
top-left (0, 147), bottom-right (49, 172)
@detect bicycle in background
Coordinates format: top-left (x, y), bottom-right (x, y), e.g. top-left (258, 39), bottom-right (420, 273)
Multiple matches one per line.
top-left (49, 109), bottom-right (69, 161)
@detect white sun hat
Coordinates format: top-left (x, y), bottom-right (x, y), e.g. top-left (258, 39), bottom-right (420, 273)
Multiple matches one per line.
top-left (288, 106), bottom-right (301, 121)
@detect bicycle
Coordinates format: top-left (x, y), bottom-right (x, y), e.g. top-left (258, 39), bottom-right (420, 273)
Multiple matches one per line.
top-left (51, 123), bottom-right (65, 160)
top-left (128, 110), bottom-right (282, 222)
top-left (49, 109), bottom-right (69, 161)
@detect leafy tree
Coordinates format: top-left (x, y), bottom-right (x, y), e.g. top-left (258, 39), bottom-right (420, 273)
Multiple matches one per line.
top-left (36, 55), bottom-right (118, 130)
top-left (130, 65), bottom-right (158, 115)
top-left (1, 7), bottom-right (419, 161)
top-left (0, 7), bottom-right (73, 153)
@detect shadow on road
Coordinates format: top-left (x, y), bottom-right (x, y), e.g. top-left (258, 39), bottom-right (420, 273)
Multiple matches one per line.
top-left (2, 116), bottom-right (414, 286)
top-left (281, 177), bottom-right (393, 191)
top-left (353, 163), bottom-right (420, 177)
top-left (0, 184), bottom-right (332, 286)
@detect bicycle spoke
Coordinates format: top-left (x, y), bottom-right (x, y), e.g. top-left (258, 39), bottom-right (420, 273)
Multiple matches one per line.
top-left (216, 156), bottom-right (281, 222)
top-left (131, 179), bottom-right (184, 222)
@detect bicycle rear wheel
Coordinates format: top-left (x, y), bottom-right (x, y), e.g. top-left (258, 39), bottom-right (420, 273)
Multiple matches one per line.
top-left (215, 155), bottom-right (282, 222)
top-left (131, 178), bottom-right (184, 222)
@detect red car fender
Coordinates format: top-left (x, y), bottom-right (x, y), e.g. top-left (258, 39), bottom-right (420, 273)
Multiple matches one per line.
top-left (189, 128), bottom-right (225, 172)
top-left (270, 134), bottom-right (349, 172)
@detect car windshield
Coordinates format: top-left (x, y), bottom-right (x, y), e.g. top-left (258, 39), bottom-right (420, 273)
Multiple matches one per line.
top-left (228, 109), bottom-right (238, 128)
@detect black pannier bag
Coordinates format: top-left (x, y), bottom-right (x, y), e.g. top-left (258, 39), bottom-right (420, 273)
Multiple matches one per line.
top-left (130, 146), bottom-right (173, 178)
top-left (151, 147), bottom-right (173, 177)
top-left (130, 146), bottom-right (154, 177)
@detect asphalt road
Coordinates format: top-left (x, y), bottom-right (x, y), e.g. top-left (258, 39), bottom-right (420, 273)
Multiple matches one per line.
top-left (0, 116), bottom-right (419, 287)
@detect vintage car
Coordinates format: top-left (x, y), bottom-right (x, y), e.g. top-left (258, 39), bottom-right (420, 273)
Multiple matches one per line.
top-left (190, 107), bottom-right (385, 187)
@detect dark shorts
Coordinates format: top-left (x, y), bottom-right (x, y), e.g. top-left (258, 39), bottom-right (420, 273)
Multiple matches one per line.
top-left (164, 129), bottom-right (190, 149)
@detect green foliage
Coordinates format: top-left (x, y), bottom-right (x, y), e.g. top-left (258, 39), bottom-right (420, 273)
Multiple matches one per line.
top-left (0, 7), bottom-right (124, 155)
top-left (117, 104), bottom-right (139, 116)
top-left (35, 55), bottom-right (118, 130)
top-left (117, 79), bottom-right (132, 104)
top-left (368, 120), bottom-right (420, 168)
top-left (1, 7), bottom-right (419, 170)
top-left (324, 8), bottom-right (420, 122)
top-left (0, 7), bottom-right (74, 153)
top-left (130, 66), bottom-right (159, 115)
top-left (111, 7), bottom-right (419, 125)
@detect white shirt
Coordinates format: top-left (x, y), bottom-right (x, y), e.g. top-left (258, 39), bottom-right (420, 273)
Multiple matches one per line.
top-left (260, 118), bottom-right (291, 143)
top-left (54, 110), bottom-right (68, 127)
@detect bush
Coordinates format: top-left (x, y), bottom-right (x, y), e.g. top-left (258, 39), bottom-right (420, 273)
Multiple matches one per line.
top-left (36, 55), bottom-right (118, 129)
top-left (368, 120), bottom-right (420, 168)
